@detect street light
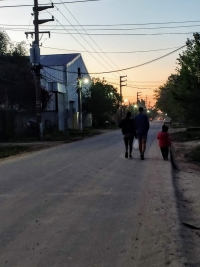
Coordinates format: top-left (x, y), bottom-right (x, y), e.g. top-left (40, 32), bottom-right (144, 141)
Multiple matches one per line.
top-left (122, 99), bottom-right (129, 117)
top-left (134, 104), bottom-right (137, 116)
top-left (83, 78), bottom-right (89, 84)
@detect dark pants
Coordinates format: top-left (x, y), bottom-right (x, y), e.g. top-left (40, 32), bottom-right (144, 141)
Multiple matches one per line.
top-left (124, 134), bottom-right (134, 155)
top-left (160, 147), bottom-right (169, 160)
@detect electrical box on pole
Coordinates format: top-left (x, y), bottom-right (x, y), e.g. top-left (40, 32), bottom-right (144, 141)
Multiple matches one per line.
top-left (30, 44), bottom-right (40, 66)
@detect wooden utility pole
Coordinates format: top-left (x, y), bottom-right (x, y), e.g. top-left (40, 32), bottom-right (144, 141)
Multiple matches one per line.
top-left (25, 0), bottom-right (54, 140)
top-left (137, 92), bottom-right (141, 104)
top-left (120, 75), bottom-right (127, 118)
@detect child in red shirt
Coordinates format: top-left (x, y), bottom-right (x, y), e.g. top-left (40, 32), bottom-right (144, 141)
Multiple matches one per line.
top-left (157, 124), bottom-right (171, 160)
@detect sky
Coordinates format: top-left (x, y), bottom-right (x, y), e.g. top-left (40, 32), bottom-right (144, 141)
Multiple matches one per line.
top-left (1, 0), bottom-right (200, 107)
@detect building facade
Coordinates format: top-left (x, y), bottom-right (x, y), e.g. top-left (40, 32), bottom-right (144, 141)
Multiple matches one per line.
top-left (40, 53), bottom-right (91, 131)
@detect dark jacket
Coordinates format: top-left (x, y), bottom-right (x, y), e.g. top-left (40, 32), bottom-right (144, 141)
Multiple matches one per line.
top-left (134, 113), bottom-right (149, 134)
top-left (118, 118), bottom-right (136, 136)
top-left (157, 132), bottom-right (171, 147)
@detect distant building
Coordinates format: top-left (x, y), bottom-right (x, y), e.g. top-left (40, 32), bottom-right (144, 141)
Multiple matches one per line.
top-left (40, 53), bottom-right (91, 131)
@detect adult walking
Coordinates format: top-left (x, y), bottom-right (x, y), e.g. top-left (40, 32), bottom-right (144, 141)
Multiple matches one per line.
top-left (134, 107), bottom-right (150, 160)
top-left (118, 111), bottom-right (136, 159)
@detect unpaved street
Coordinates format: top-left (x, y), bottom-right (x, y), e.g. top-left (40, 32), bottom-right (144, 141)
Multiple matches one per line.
top-left (0, 122), bottom-right (184, 267)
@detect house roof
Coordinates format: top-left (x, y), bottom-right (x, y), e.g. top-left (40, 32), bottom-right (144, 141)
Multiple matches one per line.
top-left (40, 53), bottom-right (80, 66)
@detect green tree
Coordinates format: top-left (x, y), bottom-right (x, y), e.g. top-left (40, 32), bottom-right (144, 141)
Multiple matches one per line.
top-left (154, 33), bottom-right (200, 125)
top-left (0, 31), bottom-right (10, 56)
top-left (0, 31), bottom-right (50, 111)
top-left (82, 78), bottom-right (122, 126)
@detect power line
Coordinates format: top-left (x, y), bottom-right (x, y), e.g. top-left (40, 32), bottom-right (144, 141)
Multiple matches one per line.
top-left (41, 45), bottom-right (183, 54)
top-left (50, 31), bottom-right (199, 36)
top-left (2, 20), bottom-right (200, 27)
top-left (88, 44), bottom-right (186, 74)
top-left (59, 0), bottom-right (125, 77)
top-left (3, 27), bottom-right (199, 36)
top-left (0, 0), bottom-right (101, 8)
top-left (42, 69), bottom-right (66, 84)
top-left (41, 44), bottom-right (186, 74)
top-left (3, 24), bottom-right (200, 31)
top-left (49, 7), bottom-right (119, 78)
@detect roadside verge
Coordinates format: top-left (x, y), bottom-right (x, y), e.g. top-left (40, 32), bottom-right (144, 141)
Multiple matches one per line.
top-left (170, 128), bottom-right (200, 266)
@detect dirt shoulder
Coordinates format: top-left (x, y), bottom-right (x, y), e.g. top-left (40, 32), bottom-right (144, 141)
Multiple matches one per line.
top-left (169, 128), bottom-right (200, 266)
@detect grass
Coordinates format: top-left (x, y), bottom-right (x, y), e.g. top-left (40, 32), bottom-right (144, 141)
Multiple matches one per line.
top-left (0, 145), bottom-right (29, 159)
top-left (44, 128), bottom-right (102, 141)
top-left (170, 130), bottom-right (200, 142)
top-left (0, 128), bottom-right (103, 158)
top-left (185, 145), bottom-right (200, 164)
top-left (171, 123), bottom-right (187, 128)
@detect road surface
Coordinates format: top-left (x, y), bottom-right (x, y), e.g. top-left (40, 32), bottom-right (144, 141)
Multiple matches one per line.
top-left (0, 121), bottom-right (184, 267)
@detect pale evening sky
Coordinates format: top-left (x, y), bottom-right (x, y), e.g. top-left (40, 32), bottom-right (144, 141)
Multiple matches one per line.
top-left (1, 0), bottom-right (200, 106)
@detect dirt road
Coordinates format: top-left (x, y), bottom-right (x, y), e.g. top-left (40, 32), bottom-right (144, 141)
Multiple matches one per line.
top-left (0, 122), bottom-right (188, 266)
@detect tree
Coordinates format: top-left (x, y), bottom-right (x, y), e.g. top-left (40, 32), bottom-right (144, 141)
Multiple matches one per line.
top-left (82, 78), bottom-right (122, 126)
top-left (0, 31), bottom-right (51, 112)
top-left (0, 31), bottom-right (10, 56)
top-left (154, 33), bottom-right (200, 125)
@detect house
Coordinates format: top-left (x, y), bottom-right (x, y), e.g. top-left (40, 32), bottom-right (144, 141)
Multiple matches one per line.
top-left (40, 53), bottom-right (91, 131)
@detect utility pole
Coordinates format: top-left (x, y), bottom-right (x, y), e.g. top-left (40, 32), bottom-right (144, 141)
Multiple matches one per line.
top-left (25, 0), bottom-right (54, 140)
top-left (137, 92), bottom-right (141, 104)
top-left (120, 75), bottom-right (127, 118)
top-left (77, 68), bottom-right (82, 132)
top-left (146, 95), bottom-right (147, 109)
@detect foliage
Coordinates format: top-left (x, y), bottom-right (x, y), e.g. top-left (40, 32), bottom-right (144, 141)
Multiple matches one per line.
top-left (154, 33), bottom-right (200, 125)
top-left (0, 31), bottom-right (51, 112)
top-left (82, 78), bottom-right (122, 126)
top-left (0, 31), bottom-right (10, 56)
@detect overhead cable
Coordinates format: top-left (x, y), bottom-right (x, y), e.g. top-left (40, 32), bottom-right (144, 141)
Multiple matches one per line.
top-left (41, 45), bottom-right (183, 54)
top-left (3, 24), bottom-right (200, 31)
top-left (50, 7), bottom-right (118, 78)
top-left (41, 44), bottom-right (186, 74)
top-left (49, 31), bottom-right (200, 36)
top-left (2, 20), bottom-right (200, 27)
top-left (0, 0), bottom-right (100, 8)
top-left (59, 0), bottom-right (124, 77)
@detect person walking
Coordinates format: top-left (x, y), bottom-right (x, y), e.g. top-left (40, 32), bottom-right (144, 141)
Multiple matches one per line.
top-left (118, 111), bottom-right (136, 159)
top-left (134, 107), bottom-right (150, 160)
top-left (157, 124), bottom-right (171, 160)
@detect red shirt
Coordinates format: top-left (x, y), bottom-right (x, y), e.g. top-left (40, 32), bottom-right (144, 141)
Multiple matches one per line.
top-left (157, 132), bottom-right (171, 148)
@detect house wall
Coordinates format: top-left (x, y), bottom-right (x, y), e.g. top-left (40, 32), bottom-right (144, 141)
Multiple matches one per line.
top-left (40, 55), bottom-right (91, 131)
top-left (66, 55), bottom-right (91, 129)
top-left (41, 66), bottom-right (67, 131)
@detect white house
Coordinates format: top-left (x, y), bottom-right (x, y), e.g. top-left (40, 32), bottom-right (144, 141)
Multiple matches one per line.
top-left (40, 53), bottom-right (91, 131)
